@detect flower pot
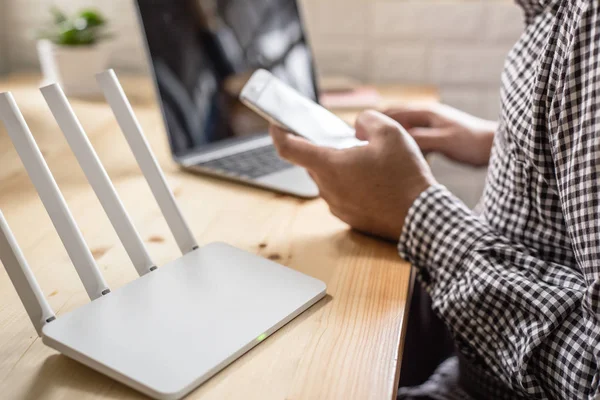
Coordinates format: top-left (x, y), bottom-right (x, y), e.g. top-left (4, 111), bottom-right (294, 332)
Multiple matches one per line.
top-left (37, 39), bottom-right (111, 98)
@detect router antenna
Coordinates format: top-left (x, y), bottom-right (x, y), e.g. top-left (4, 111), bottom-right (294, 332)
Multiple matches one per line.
top-left (41, 84), bottom-right (156, 276)
top-left (96, 70), bottom-right (198, 254)
top-left (0, 92), bottom-right (110, 300)
top-left (0, 210), bottom-right (56, 336)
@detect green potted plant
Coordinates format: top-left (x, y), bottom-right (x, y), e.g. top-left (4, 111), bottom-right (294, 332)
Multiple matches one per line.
top-left (36, 7), bottom-right (112, 97)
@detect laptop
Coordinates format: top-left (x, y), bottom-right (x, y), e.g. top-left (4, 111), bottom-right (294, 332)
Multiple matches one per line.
top-left (134, 0), bottom-right (320, 198)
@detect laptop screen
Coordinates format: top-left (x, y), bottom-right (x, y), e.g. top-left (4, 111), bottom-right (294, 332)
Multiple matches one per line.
top-left (135, 0), bottom-right (318, 157)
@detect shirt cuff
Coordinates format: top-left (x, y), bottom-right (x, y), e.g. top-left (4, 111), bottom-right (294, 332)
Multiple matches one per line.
top-left (398, 184), bottom-right (491, 293)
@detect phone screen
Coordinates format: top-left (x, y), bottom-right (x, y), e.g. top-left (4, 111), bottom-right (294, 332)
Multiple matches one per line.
top-left (257, 77), bottom-right (365, 149)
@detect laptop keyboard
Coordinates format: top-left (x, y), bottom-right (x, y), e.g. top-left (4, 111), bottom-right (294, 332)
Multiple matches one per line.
top-left (196, 145), bottom-right (293, 179)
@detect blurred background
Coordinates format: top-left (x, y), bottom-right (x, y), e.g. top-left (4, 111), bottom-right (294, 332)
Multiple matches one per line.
top-left (0, 0), bottom-right (525, 207)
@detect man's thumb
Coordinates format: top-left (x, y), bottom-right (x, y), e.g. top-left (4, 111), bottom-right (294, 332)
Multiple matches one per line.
top-left (355, 110), bottom-right (403, 142)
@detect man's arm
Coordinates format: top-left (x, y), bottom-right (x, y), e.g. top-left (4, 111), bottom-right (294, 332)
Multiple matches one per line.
top-left (268, 108), bottom-right (598, 398)
top-left (398, 185), bottom-right (597, 399)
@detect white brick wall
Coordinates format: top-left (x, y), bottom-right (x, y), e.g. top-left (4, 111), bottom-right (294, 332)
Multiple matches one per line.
top-left (303, 0), bottom-right (524, 119)
top-left (0, 0), bottom-right (525, 119)
top-left (372, 2), bottom-right (486, 41)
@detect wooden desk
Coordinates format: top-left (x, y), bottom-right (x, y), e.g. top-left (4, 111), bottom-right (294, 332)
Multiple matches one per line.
top-left (0, 74), bottom-right (437, 400)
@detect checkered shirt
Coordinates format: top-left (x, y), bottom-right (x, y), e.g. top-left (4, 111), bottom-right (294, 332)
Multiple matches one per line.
top-left (397, 1), bottom-right (600, 398)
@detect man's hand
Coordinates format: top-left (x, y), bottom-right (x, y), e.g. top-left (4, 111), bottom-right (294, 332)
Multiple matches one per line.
top-left (270, 110), bottom-right (436, 241)
top-left (384, 104), bottom-right (497, 167)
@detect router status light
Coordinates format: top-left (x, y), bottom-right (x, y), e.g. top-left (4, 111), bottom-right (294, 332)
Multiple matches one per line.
top-left (256, 333), bottom-right (267, 342)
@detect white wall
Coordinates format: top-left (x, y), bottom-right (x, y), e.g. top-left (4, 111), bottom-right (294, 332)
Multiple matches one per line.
top-left (2, 0), bottom-right (524, 119)
top-left (304, 0), bottom-right (524, 120)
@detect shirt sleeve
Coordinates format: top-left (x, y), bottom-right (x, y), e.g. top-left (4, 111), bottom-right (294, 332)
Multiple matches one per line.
top-left (398, 184), bottom-right (598, 399)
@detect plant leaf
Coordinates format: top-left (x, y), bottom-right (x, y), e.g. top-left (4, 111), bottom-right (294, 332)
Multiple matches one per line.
top-left (79, 10), bottom-right (106, 28)
top-left (50, 6), bottom-right (67, 25)
top-left (42, 7), bottom-right (110, 46)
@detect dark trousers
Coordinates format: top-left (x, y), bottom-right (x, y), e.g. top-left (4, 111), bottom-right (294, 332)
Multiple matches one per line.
top-left (398, 278), bottom-right (455, 388)
top-left (398, 276), bottom-right (519, 400)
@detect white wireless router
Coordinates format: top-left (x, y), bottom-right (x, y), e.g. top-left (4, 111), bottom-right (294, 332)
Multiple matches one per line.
top-left (0, 70), bottom-right (326, 400)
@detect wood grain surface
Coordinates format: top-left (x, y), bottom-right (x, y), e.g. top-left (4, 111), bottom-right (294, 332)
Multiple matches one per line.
top-left (0, 74), bottom-right (436, 400)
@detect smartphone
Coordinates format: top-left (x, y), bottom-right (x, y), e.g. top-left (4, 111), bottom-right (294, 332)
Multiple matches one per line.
top-left (240, 69), bottom-right (366, 149)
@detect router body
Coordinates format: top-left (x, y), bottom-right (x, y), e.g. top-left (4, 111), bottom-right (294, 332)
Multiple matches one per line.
top-left (0, 70), bottom-right (326, 399)
top-left (43, 243), bottom-right (325, 400)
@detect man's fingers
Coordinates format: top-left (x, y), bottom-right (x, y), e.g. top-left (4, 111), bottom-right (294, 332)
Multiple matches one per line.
top-left (408, 127), bottom-right (451, 152)
top-left (354, 110), bottom-right (400, 142)
top-left (269, 125), bottom-right (290, 139)
top-left (269, 125), bottom-right (332, 169)
top-left (383, 106), bottom-right (435, 129)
